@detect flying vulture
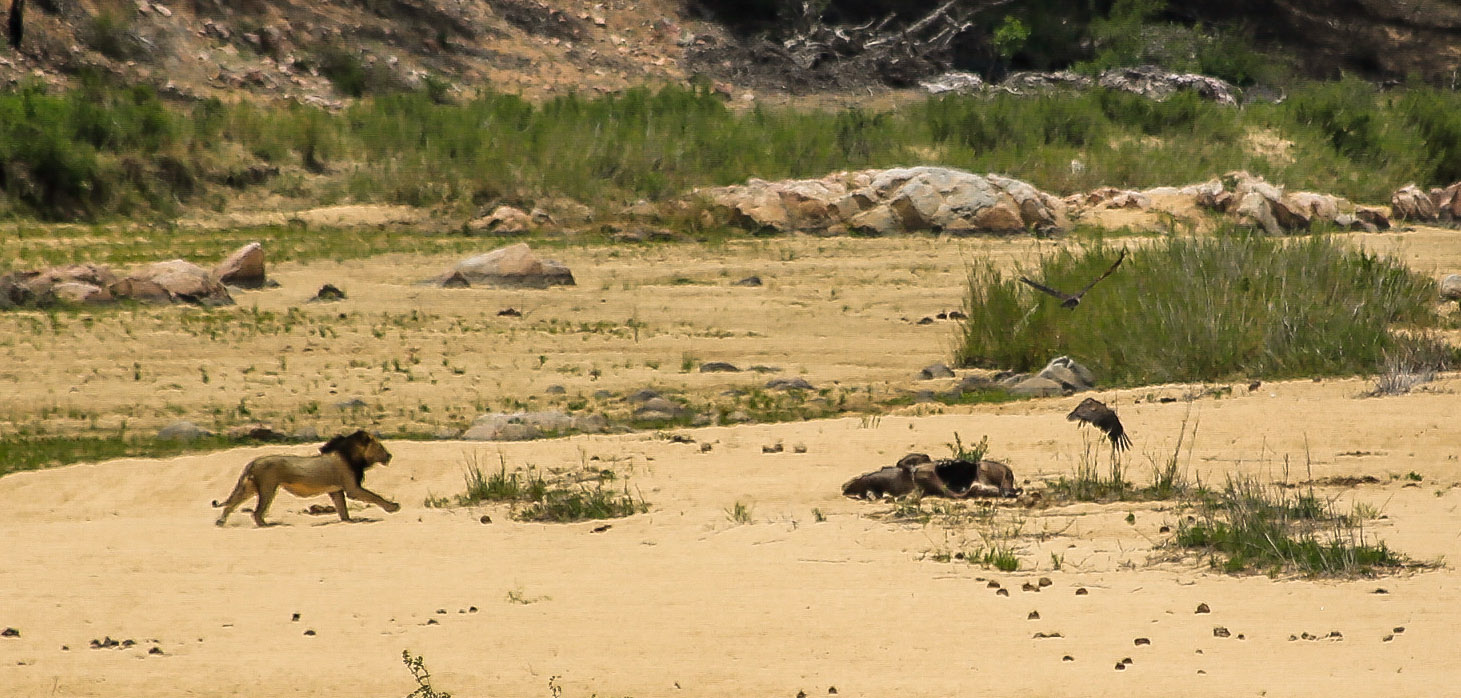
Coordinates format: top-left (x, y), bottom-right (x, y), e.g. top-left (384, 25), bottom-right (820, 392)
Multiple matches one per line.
top-left (1066, 397), bottom-right (1131, 452)
top-left (1020, 250), bottom-right (1127, 309)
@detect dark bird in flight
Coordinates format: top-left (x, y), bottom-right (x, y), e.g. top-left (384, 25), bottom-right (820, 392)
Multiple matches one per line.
top-left (1020, 250), bottom-right (1127, 309)
top-left (1067, 397), bottom-right (1131, 453)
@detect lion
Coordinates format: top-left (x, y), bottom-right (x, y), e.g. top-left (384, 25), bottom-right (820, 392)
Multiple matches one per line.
top-left (212, 430), bottom-right (400, 527)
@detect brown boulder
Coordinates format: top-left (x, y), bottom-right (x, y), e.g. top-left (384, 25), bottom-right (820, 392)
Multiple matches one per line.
top-left (214, 242), bottom-right (266, 288)
top-left (1430, 182), bottom-right (1461, 221)
top-left (442, 243), bottom-right (575, 288)
top-left (1392, 184), bottom-right (1439, 221)
top-left (109, 278), bottom-right (173, 304)
top-left (128, 260), bottom-right (234, 306)
top-left (50, 282), bottom-right (112, 305)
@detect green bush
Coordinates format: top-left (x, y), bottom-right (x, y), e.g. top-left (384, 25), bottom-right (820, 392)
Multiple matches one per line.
top-left (954, 234), bottom-right (1449, 386)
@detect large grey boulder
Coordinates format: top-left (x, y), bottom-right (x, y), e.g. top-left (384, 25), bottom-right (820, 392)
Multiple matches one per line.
top-left (1036, 356), bottom-right (1095, 392)
top-left (694, 167), bottom-right (1066, 236)
top-left (1008, 376), bottom-right (1066, 398)
top-left (127, 260), bottom-right (234, 306)
top-left (158, 421), bottom-right (214, 442)
top-left (1441, 274), bottom-right (1461, 301)
top-left (441, 243), bottom-right (575, 288)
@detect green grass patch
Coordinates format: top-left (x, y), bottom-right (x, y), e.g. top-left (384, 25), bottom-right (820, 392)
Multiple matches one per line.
top-left (7, 78), bottom-right (1461, 221)
top-left (0, 432), bottom-right (249, 478)
top-left (1176, 474), bottom-right (1405, 576)
top-left (956, 233), bottom-right (1450, 386)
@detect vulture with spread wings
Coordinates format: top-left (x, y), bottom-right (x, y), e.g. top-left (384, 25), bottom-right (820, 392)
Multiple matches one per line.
top-left (1020, 250), bottom-right (1127, 309)
top-left (1067, 397), bottom-right (1131, 453)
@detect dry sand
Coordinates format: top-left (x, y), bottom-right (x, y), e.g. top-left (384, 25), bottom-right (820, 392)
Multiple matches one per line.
top-left (3, 230), bottom-right (1461, 697)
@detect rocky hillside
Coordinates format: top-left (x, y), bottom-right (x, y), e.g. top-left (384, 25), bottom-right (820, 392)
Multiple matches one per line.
top-left (0, 0), bottom-right (708, 104)
top-left (1, 1), bottom-right (1460, 105)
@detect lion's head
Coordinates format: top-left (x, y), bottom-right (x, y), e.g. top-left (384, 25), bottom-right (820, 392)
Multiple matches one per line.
top-left (319, 430), bottom-right (392, 483)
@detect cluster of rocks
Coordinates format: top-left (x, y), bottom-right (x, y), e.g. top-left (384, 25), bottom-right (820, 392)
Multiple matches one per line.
top-left (0, 242), bottom-right (264, 310)
top-left (924, 356), bottom-right (1097, 400)
top-left (693, 166), bottom-right (1066, 236)
top-left (434, 243), bottom-right (575, 288)
top-left (1067, 172), bottom-right (1390, 235)
top-left (1391, 182), bottom-right (1461, 223)
top-left (921, 65), bottom-right (1240, 105)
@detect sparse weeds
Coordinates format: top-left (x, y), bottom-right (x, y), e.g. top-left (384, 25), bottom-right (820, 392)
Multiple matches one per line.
top-left (436, 452), bottom-right (647, 523)
top-left (726, 500), bottom-right (753, 524)
top-left (1176, 473), bottom-right (1405, 576)
top-left (402, 650), bottom-right (453, 698)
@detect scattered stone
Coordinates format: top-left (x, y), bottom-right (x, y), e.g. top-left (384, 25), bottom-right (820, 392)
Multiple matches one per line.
top-left (916, 316), bottom-right (936, 325)
top-left (919, 363), bottom-right (955, 380)
top-left (305, 504), bottom-right (336, 516)
top-left (996, 588), bottom-right (1009, 597)
top-left (1062, 655), bottom-right (1074, 662)
top-left (793, 443), bottom-right (807, 454)
top-left (1, 628), bottom-right (18, 637)
top-left (1134, 638), bottom-right (1151, 646)
top-left (439, 243), bottom-right (574, 288)
top-left (591, 524), bottom-right (611, 533)
top-left (699, 443), bottom-right (713, 453)
top-left (148, 647), bottom-right (164, 655)
top-left (986, 580), bottom-right (1001, 589)
top-left (732, 276), bottom-right (763, 287)
top-left (699, 361), bottom-right (740, 373)
top-left (291, 613), bottom-right (300, 622)
top-left (1038, 577), bottom-right (1053, 588)
top-left (749, 365), bottom-right (782, 373)
top-left (1196, 603), bottom-right (1210, 614)
top-left (545, 385), bottom-right (567, 395)
top-left (1383, 634), bottom-right (1394, 642)
top-left (480, 515), bottom-right (492, 524)
top-left (1394, 626), bottom-right (1405, 633)
top-left (1027, 611), bottom-right (1040, 620)
top-left (303, 630), bottom-right (316, 636)
top-left (1075, 587), bottom-right (1088, 596)
top-left (158, 421), bottom-right (214, 442)
top-left (762, 443), bottom-right (784, 454)
top-left (766, 377), bottom-right (814, 391)
top-left (1114, 663), bottom-right (1125, 671)
top-left (214, 242), bottom-right (266, 288)
top-left (439, 271), bottom-right (471, 289)
top-left (1033, 632), bottom-right (1063, 639)
top-left (1212, 626), bottom-right (1231, 638)
top-left (497, 308), bottom-right (522, 317)
top-left (1022, 582), bottom-right (1038, 592)
top-left (334, 398), bottom-right (368, 410)
top-left (633, 397), bottom-right (686, 422)
top-left (311, 284), bottom-right (346, 302)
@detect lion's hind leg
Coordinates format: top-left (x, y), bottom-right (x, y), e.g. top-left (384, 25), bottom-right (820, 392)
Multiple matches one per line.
top-left (213, 469), bottom-right (258, 526)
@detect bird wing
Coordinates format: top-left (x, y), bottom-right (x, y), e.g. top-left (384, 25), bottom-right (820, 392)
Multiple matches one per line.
top-left (1067, 398), bottom-right (1131, 452)
top-left (1019, 276), bottom-right (1073, 301)
top-left (1073, 249), bottom-right (1127, 297)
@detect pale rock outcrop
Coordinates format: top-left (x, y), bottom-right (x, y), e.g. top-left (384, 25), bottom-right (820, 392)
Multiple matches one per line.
top-left (440, 243), bottom-right (575, 288)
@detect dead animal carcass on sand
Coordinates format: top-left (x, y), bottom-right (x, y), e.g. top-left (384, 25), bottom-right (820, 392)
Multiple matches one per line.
top-left (842, 453), bottom-right (1021, 499)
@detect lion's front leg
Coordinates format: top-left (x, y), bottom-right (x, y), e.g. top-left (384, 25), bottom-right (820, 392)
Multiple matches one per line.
top-left (344, 485), bottom-right (400, 514)
top-left (328, 491), bottom-right (353, 522)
